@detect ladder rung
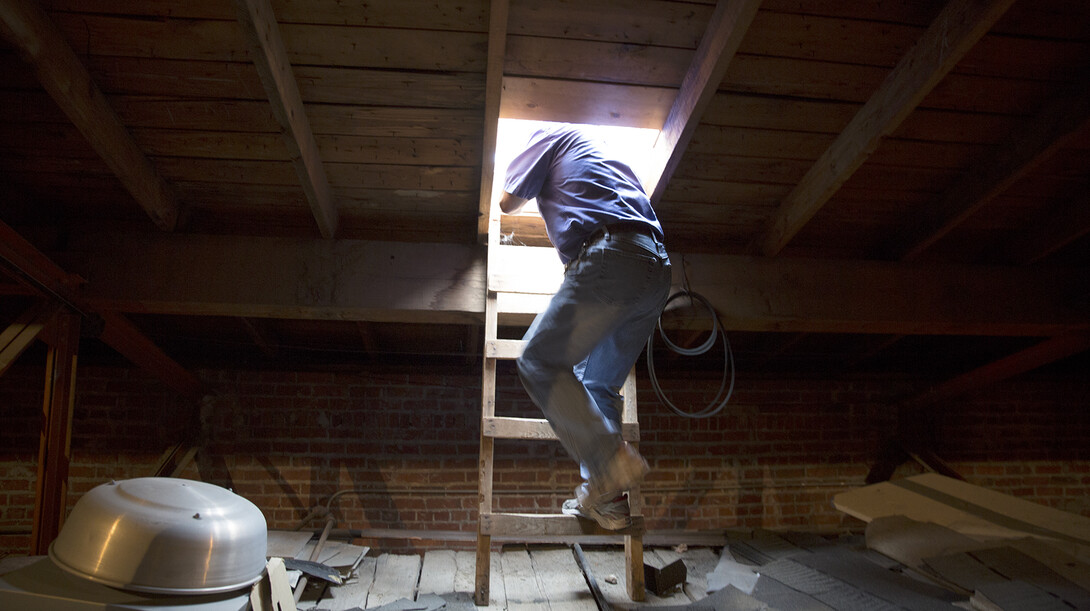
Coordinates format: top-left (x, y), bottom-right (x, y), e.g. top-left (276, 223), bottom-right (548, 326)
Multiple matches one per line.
top-left (480, 512), bottom-right (645, 537)
top-left (485, 339), bottom-right (524, 359)
top-left (483, 416), bottom-right (639, 442)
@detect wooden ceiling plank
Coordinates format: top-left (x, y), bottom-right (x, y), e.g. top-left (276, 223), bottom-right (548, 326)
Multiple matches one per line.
top-left (0, 0), bottom-right (179, 231)
top-left (0, 301), bottom-right (61, 376)
top-left (752, 0), bottom-right (1017, 257)
top-left (235, 0), bottom-right (338, 239)
top-left (476, 0), bottom-right (510, 242)
top-left (889, 83), bottom-right (1090, 261)
top-left (646, 0), bottom-right (763, 204)
top-left (67, 234), bottom-right (1089, 337)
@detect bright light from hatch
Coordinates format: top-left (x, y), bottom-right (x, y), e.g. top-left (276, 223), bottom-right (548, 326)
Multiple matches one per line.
top-left (492, 119), bottom-right (661, 215)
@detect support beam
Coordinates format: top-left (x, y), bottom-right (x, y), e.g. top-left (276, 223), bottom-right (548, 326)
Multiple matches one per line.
top-left (31, 311), bottom-right (79, 555)
top-left (98, 311), bottom-right (204, 400)
top-left (887, 83), bottom-right (1090, 261)
top-left (475, 0), bottom-right (510, 242)
top-left (0, 0), bottom-right (179, 230)
top-left (752, 0), bottom-right (1017, 257)
top-left (905, 331), bottom-right (1090, 407)
top-left (0, 301), bottom-right (60, 376)
top-left (235, 0), bottom-right (337, 238)
top-left (0, 220), bottom-right (204, 399)
top-left (66, 235), bottom-right (1090, 337)
top-left (646, 0), bottom-right (762, 203)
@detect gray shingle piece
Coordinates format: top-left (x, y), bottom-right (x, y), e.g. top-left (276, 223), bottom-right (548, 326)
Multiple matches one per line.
top-left (813, 584), bottom-right (904, 611)
top-left (973, 580), bottom-right (1073, 611)
top-left (750, 575), bottom-right (836, 611)
top-left (757, 558), bottom-right (840, 595)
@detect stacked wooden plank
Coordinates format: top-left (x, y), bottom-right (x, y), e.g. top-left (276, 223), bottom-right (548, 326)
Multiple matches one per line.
top-left (834, 473), bottom-right (1090, 611)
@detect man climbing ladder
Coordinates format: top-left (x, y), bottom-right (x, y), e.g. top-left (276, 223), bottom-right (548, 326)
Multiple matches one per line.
top-left (499, 123), bottom-right (672, 530)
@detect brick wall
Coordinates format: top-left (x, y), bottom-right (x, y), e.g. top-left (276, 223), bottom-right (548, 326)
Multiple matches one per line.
top-left (1, 362), bottom-right (1087, 555)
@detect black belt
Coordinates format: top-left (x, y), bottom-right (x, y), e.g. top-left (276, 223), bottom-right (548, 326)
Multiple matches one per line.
top-left (585, 221), bottom-right (657, 245)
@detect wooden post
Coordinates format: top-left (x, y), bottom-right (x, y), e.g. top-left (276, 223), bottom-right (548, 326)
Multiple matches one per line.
top-left (31, 311), bottom-right (80, 554)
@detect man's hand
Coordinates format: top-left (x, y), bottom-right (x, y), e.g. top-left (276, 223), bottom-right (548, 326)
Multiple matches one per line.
top-left (499, 191), bottom-right (529, 214)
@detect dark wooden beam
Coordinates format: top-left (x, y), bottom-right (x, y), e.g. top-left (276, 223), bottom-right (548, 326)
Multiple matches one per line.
top-left (98, 311), bottom-right (204, 400)
top-left (234, 0), bottom-right (338, 238)
top-left (31, 311), bottom-right (79, 554)
top-left (905, 331), bottom-right (1090, 407)
top-left (0, 301), bottom-right (60, 376)
top-left (646, 0), bottom-right (762, 204)
top-left (476, 0), bottom-right (510, 242)
top-left (66, 235), bottom-right (1090, 337)
top-left (1001, 191), bottom-right (1090, 265)
top-left (0, 0), bottom-right (179, 230)
top-left (752, 0), bottom-right (1017, 257)
top-left (887, 83), bottom-right (1090, 261)
top-left (0, 220), bottom-right (204, 400)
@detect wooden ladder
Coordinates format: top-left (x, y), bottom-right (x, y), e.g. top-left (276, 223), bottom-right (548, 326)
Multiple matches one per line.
top-left (474, 211), bottom-right (647, 606)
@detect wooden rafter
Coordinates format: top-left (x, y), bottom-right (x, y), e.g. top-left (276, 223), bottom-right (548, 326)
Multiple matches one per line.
top-left (646, 0), bottom-right (762, 204)
top-left (98, 311), bottom-right (204, 399)
top-left (235, 0), bottom-right (338, 239)
top-left (0, 0), bottom-right (179, 230)
top-left (475, 0), bottom-right (510, 242)
top-left (906, 332), bottom-right (1090, 407)
top-left (887, 83), bottom-right (1090, 261)
top-left (0, 220), bottom-right (204, 400)
top-left (1001, 192), bottom-right (1090, 265)
top-left (0, 301), bottom-right (60, 376)
top-left (751, 0), bottom-right (1017, 257)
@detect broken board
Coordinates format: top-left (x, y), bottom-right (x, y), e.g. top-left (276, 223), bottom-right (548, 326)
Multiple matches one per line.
top-left (834, 473), bottom-right (1090, 561)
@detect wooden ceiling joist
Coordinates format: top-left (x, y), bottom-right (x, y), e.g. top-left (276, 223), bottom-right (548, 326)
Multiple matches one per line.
top-left (647, 0), bottom-right (762, 203)
top-left (476, 0), bottom-right (510, 242)
top-left (888, 83), bottom-right (1090, 262)
top-left (235, 0), bottom-right (338, 239)
top-left (752, 0), bottom-right (1018, 257)
top-left (66, 233), bottom-right (1089, 338)
top-left (0, 0), bottom-right (179, 231)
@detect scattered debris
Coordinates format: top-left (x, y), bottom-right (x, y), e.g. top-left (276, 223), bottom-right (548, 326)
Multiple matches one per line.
top-left (645, 558), bottom-right (687, 596)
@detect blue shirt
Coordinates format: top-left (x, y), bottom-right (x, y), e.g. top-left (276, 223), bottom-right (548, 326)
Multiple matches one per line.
top-left (504, 125), bottom-right (664, 264)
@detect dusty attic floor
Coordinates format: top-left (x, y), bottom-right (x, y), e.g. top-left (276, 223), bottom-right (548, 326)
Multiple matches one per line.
top-left (289, 528), bottom-right (1090, 610)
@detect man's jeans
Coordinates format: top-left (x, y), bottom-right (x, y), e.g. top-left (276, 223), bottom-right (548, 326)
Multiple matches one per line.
top-left (517, 229), bottom-right (671, 479)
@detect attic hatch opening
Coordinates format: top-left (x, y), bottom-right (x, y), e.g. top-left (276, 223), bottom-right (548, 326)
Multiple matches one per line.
top-left (492, 119), bottom-right (661, 220)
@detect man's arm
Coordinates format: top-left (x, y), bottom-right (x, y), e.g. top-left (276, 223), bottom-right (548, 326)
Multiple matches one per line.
top-left (498, 191), bottom-right (529, 214)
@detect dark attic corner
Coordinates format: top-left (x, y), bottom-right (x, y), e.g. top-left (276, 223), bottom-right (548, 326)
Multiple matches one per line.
top-left (1, 0), bottom-right (1089, 608)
